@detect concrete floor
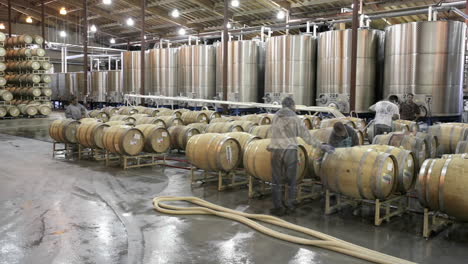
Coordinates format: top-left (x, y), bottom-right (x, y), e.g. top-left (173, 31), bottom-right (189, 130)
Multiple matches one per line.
top-left (0, 113), bottom-right (467, 264)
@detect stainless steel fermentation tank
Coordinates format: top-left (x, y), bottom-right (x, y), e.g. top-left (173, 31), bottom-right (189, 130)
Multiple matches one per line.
top-left (264, 34), bottom-right (316, 106)
top-left (107, 70), bottom-right (122, 103)
top-left (123, 51), bottom-right (142, 95)
top-left (215, 40), bottom-right (263, 104)
top-left (316, 29), bottom-right (381, 113)
top-left (148, 48), bottom-right (178, 97)
top-left (384, 21), bottom-right (466, 117)
top-left (178, 45), bottom-right (216, 100)
top-left (89, 71), bottom-right (107, 102)
top-left (65, 72), bottom-right (86, 101)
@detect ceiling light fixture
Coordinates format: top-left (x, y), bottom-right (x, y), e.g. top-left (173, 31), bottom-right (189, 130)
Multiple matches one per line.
top-left (26, 16), bottom-right (33, 23)
top-left (231, 0), bottom-right (240, 7)
top-left (171, 9), bottom-right (180, 18)
top-left (90, 24), bottom-right (97, 32)
top-left (178, 28), bottom-right (186, 35)
top-left (60, 7), bottom-right (67, 15)
top-left (110, 38), bottom-right (116, 44)
top-left (226, 22), bottom-right (232, 29)
top-left (126, 18), bottom-right (134, 26)
top-left (60, 31), bottom-right (67, 37)
top-left (276, 10), bottom-right (286, 20)
top-left (103, 0), bottom-right (112, 4)
top-left (0, 23), bottom-right (5, 30)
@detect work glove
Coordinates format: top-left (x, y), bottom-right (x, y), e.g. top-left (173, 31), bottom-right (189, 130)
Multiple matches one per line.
top-left (320, 144), bottom-right (335, 154)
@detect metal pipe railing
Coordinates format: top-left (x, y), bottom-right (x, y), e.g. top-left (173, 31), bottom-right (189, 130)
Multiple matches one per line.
top-left (124, 94), bottom-right (345, 118)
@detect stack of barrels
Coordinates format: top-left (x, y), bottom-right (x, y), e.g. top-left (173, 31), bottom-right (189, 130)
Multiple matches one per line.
top-left (2, 34), bottom-right (51, 118)
top-left (0, 32), bottom-right (15, 118)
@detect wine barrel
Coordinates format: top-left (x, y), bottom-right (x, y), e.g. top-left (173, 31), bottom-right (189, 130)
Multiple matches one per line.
top-left (0, 89), bottom-right (13, 101)
top-left (0, 106), bottom-right (6, 117)
top-left (210, 117), bottom-right (235, 123)
top-left (76, 121), bottom-right (110, 148)
top-left (103, 107), bottom-right (119, 117)
top-left (33, 35), bottom-right (44, 45)
top-left (135, 107), bottom-right (159, 117)
top-left (187, 123), bottom-right (209, 133)
top-left (373, 132), bottom-right (428, 169)
top-left (134, 116), bottom-right (166, 126)
top-left (89, 110), bottom-right (109, 122)
top-left (0, 47), bottom-right (5, 57)
top-left (167, 126), bottom-right (200, 150)
top-left (320, 118), bottom-right (357, 129)
top-left (442, 153), bottom-right (468, 159)
top-left (6, 105), bottom-right (20, 117)
top-left (416, 157), bottom-right (468, 221)
top-left (18, 104), bottom-right (38, 116)
top-left (321, 147), bottom-right (398, 200)
top-left (106, 121), bottom-right (128, 126)
top-left (343, 117), bottom-right (367, 131)
top-left (109, 115), bottom-right (136, 125)
top-left (118, 106), bottom-right (138, 115)
top-left (135, 124), bottom-right (171, 153)
top-left (0, 32), bottom-right (5, 42)
top-left (456, 141), bottom-right (468, 154)
top-left (206, 122), bottom-right (243, 133)
top-left (297, 138), bottom-right (324, 180)
top-left (201, 110), bottom-right (221, 121)
top-left (24, 87), bottom-right (42, 97)
top-left (157, 109), bottom-right (182, 117)
top-left (302, 115), bottom-right (321, 130)
top-left (41, 88), bottom-right (52, 97)
top-left (33, 104), bottom-right (52, 116)
top-left (366, 121), bottom-right (410, 142)
top-left (309, 127), bottom-right (365, 146)
top-left (0, 62), bottom-right (6, 71)
top-left (243, 138), bottom-right (308, 183)
top-left (249, 125), bottom-right (272, 139)
top-left (411, 132), bottom-right (439, 158)
top-left (0, 77), bottom-right (6, 86)
top-left (444, 123), bottom-right (468, 128)
top-left (240, 114), bottom-right (271, 125)
top-left (428, 124), bottom-right (468, 155)
top-left (394, 120), bottom-right (419, 132)
top-left (357, 145), bottom-right (416, 194)
top-left (80, 118), bottom-right (99, 123)
top-left (230, 121), bottom-right (257, 132)
top-left (186, 133), bottom-right (242, 172)
top-left (40, 61), bottom-right (52, 71)
top-left (49, 119), bottom-right (80, 143)
top-left (155, 116), bottom-right (183, 127)
top-left (31, 48), bottom-right (46, 57)
top-left (181, 111), bottom-right (209, 125)
top-left (15, 35), bottom-right (33, 45)
top-left (41, 75), bottom-right (52, 84)
top-left (102, 125), bottom-right (144, 156)
top-left (21, 61), bottom-right (41, 71)
top-left (225, 132), bottom-right (260, 160)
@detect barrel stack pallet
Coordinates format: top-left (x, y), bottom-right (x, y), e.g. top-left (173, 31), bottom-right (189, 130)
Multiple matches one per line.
top-left (52, 142), bottom-right (78, 159)
top-left (105, 152), bottom-right (166, 170)
top-left (190, 167), bottom-right (249, 191)
top-left (324, 190), bottom-right (409, 226)
top-left (76, 145), bottom-right (119, 161)
top-left (423, 209), bottom-right (454, 239)
top-left (248, 176), bottom-right (323, 203)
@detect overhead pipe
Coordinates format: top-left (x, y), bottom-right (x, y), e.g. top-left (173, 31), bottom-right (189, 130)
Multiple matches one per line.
top-left (7, 0), bottom-right (11, 37)
top-left (83, 0), bottom-right (88, 102)
top-left (451, 7), bottom-right (468, 21)
top-left (350, 0), bottom-right (359, 113)
top-left (140, 0), bottom-right (146, 103)
top-left (41, 0), bottom-right (45, 48)
top-left (222, 0), bottom-right (229, 111)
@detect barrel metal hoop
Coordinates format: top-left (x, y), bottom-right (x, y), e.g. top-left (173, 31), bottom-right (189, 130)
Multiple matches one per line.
top-left (416, 159), bottom-right (432, 206)
top-left (449, 126), bottom-right (455, 153)
top-left (426, 159), bottom-right (438, 209)
top-left (357, 150), bottom-right (373, 199)
top-left (439, 158), bottom-right (452, 213)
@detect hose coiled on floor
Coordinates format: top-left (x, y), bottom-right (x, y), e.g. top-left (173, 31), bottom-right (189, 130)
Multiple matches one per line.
top-left (153, 196), bottom-right (416, 264)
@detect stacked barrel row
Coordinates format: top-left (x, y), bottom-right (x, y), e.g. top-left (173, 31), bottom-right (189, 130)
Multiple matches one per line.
top-left (1, 34), bottom-right (51, 118)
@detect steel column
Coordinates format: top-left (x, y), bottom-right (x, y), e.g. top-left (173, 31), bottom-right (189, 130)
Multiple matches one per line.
top-left (8, 0), bottom-right (11, 37)
top-left (83, 0), bottom-right (88, 101)
top-left (42, 0), bottom-right (45, 48)
top-left (140, 0), bottom-right (146, 101)
top-left (222, 0), bottom-right (229, 109)
top-left (350, 0), bottom-right (359, 112)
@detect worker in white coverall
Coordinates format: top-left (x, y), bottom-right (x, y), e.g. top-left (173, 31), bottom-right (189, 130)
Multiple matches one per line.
top-left (65, 96), bottom-right (87, 120)
top-left (369, 98), bottom-right (400, 136)
top-left (268, 97), bottom-right (335, 216)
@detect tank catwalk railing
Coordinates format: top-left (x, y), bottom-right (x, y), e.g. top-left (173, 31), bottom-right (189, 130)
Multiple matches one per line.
top-left (124, 94), bottom-right (345, 118)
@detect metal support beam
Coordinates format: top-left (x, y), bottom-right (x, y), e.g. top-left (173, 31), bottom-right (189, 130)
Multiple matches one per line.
top-left (350, 0), bottom-right (359, 112)
top-left (83, 0), bottom-right (88, 102)
top-left (8, 0), bottom-right (11, 37)
top-left (222, 0), bottom-right (228, 109)
top-left (41, 0), bottom-right (45, 48)
top-left (140, 0), bottom-right (146, 101)
top-left (61, 46), bottom-right (68, 73)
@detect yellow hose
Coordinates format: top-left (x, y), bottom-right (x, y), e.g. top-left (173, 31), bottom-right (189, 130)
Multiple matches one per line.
top-left (153, 196), bottom-right (416, 264)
